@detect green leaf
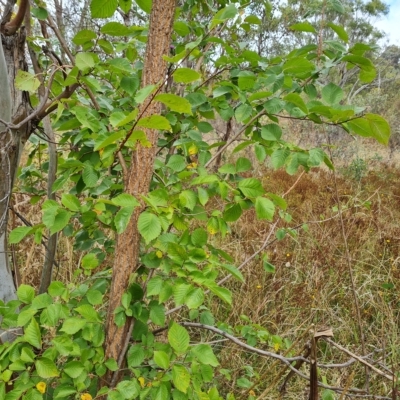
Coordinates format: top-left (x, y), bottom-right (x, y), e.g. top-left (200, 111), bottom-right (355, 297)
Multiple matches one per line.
top-left (116, 380), bottom-right (140, 398)
top-left (24, 317), bottom-right (42, 349)
top-left (168, 323), bottom-right (190, 355)
top-left (220, 264), bottom-right (244, 282)
top-left (235, 104), bottom-right (252, 122)
top-left (72, 29), bottom-right (97, 45)
top-left (115, 206), bottom-right (135, 234)
top-left (179, 190), bottom-right (197, 211)
top-left (127, 344), bottom-right (145, 367)
top-left (283, 57), bottom-right (314, 77)
top-left (155, 94), bottom-right (192, 115)
top-left (35, 357), bottom-right (59, 378)
top-left (261, 124), bottom-right (282, 141)
top-left (191, 344), bottom-right (219, 366)
top-left (321, 83), bottom-right (343, 105)
top-left (137, 115), bottom-right (172, 131)
top-left (135, 0), bottom-right (152, 13)
top-left (90, 0), bottom-right (118, 18)
top-left (167, 155), bottom-right (186, 172)
top-left (100, 22), bottom-right (130, 36)
top-left (208, 284), bottom-right (232, 304)
top-left (255, 197), bottom-right (275, 221)
top-left (153, 351), bottom-right (170, 369)
top-left (82, 163), bottom-right (99, 187)
top-left (185, 287), bottom-right (204, 309)
top-left (327, 23), bottom-right (348, 42)
top-left (64, 361), bottom-right (84, 379)
top-left (191, 228), bottom-right (208, 247)
top-left (283, 93), bottom-right (308, 114)
top-left (290, 22), bottom-right (316, 33)
top-left (223, 203), bottom-right (242, 222)
top-left (60, 317), bottom-right (87, 334)
top-left (134, 84), bottom-right (156, 104)
top-left (238, 178), bottom-right (264, 198)
top-left (75, 52), bottom-right (95, 71)
top-left (173, 68), bottom-right (201, 84)
top-left (138, 212), bottom-right (162, 244)
top-left (15, 71), bottom-right (40, 92)
top-left (347, 114), bottom-right (390, 145)
top-left (112, 194), bottom-right (140, 208)
top-left (271, 148), bottom-right (290, 169)
top-left (9, 226), bottom-right (32, 244)
top-left (328, 0), bottom-right (345, 13)
top-left (81, 253), bottom-right (99, 270)
top-left (53, 385), bottom-right (77, 399)
top-left (61, 194), bottom-right (80, 212)
top-left (31, 7), bottom-right (48, 20)
top-left (74, 304), bottom-right (102, 322)
top-left (105, 358), bottom-right (118, 371)
top-left (149, 303), bottom-right (165, 326)
top-left (264, 98), bottom-right (285, 114)
top-left (174, 21), bottom-right (190, 36)
top-left (172, 364), bottom-right (190, 393)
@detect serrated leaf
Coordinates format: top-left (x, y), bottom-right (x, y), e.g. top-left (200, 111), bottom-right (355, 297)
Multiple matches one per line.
top-left (347, 114), bottom-right (390, 145)
top-left (185, 287), bottom-right (204, 309)
top-left (24, 317), bottom-right (42, 349)
top-left (90, 0), bottom-right (118, 18)
top-left (138, 212), bottom-right (161, 244)
top-left (327, 23), bottom-right (348, 42)
top-left (135, 0), bottom-right (152, 13)
top-left (172, 364), bottom-right (190, 393)
top-left (116, 380), bottom-right (140, 398)
top-left (168, 323), bottom-right (190, 355)
top-left (179, 190), bottom-right (197, 211)
top-left (81, 253), bottom-right (99, 269)
top-left (208, 284), bottom-right (232, 304)
top-left (134, 84), bottom-right (156, 104)
top-left (321, 83), bottom-right (343, 105)
top-left (75, 52), bottom-right (95, 71)
top-left (255, 197), bottom-right (275, 221)
top-left (173, 68), bottom-right (201, 83)
top-left (220, 264), bottom-right (244, 282)
top-left (137, 115), bottom-right (172, 132)
top-left (154, 351), bottom-right (170, 369)
top-left (15, 71), bottom-right (40, 92)
top-left (271, 148), bottom-right (290, 169)
top-left (290, 22), bottom-right (316, 33)
top-left (261, 124), bottom-right (282, 141)
top-left (127, 344), bottom-right (145, 367)
top-left (191, 344), bottom-right (219, 366)
top-left (167, 155), bottom-right (186, 172)
top-left (223, 203), bottom-right (242, 222)
top-left (35, 357), bottom-right (59, 378)
top-left (9, 226), bottom-right (33, 244)
top-left (82, 163), bottom-right (99, 187)
top-left (115, 206), bottom-right (135, 234)
top-left (238, 178), bottom-right (264, 198)
top-left (61, 194), bottom-right (80, 212)
top-left (74, 304), bottom-right (102, 322)
top-left (17, 285), bottom-right (35, 305)
top-left (149, 303), bottom-right (165, 326)
top-left (64, 361), bottom-right (84, 379)
top-left (60, 318), bottom-right (86, 334)
top-left (100, 22), bottom-right (130, 36)
top-left (73, 29), bottom-right (97, 45)
top-left (155, 94), bottom-right (192, 115)
top-left (235, 104), bottom-right (252, 122)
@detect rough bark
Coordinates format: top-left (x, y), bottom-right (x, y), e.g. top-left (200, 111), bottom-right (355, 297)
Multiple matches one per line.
top-left (103, 0), bottom-right (176, 387)
top-left (0, 30), bottom-right (31, 340)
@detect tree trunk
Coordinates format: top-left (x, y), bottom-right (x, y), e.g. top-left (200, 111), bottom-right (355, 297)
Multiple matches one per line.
top-left (103, 0), bottom-right (176, 387)
top-left (0, 31), bottom-right (30, 340)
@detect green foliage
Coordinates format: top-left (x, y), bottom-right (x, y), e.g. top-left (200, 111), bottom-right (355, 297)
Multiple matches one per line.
top-left (5, 0), bottom-right (392, 398)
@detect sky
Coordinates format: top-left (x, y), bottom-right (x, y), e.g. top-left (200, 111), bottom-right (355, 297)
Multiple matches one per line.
top-left (374, 0), bottom-right (400, 45)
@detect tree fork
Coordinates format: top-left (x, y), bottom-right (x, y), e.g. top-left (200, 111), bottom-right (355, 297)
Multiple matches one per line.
top-left (102, 0), bottom-right (176, 388)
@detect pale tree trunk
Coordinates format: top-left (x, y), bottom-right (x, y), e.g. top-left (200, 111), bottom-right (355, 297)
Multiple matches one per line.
top-left (103, 0), bottom-right (176, 387)
top-left (0, 31), bottom-right (31, 341)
